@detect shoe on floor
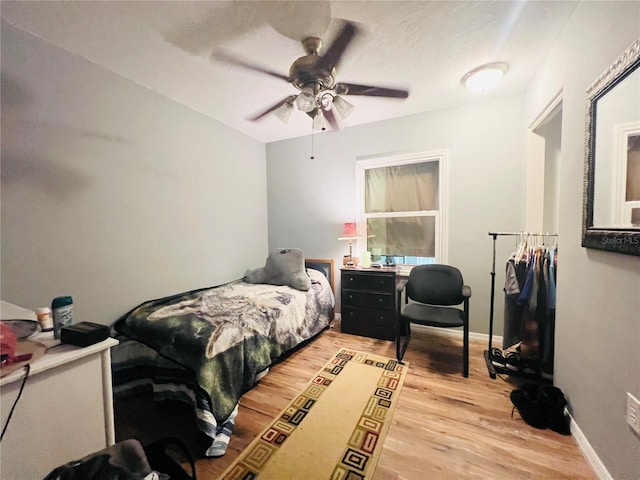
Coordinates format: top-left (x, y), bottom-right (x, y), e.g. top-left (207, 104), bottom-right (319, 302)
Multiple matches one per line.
top-left (505, 351), bottom-right (521, 372)
top-left (541, 386), bottom-right (571, 435)
top-left (510, 383), bottom-right (546, 429)
top-left (490, 348), bottom-right (507, 368)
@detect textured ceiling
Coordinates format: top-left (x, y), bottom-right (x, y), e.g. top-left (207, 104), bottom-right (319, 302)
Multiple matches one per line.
top-left (1, 1), bottom-right (578, 143)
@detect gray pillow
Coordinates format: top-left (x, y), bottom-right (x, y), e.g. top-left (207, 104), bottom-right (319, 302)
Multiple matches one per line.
top-left (245, 248), bottom-right (311, 291)
top-left (244, 267), bottom-right (266, 284)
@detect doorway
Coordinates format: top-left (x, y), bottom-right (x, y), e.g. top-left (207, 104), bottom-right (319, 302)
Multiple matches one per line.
top-left (525, 93), bottom-right (563, 232)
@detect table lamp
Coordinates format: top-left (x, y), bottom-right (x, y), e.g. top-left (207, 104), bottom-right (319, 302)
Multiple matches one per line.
top-left (338, 222), bottom-right (361, 266)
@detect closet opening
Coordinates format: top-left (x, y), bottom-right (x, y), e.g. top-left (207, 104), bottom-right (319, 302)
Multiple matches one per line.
top-left (484, 95), bottom-right (564, 380)
top-left (526, 93), bottom-right (563, 232)
top-left (537, 104), bottom-right (563, 233)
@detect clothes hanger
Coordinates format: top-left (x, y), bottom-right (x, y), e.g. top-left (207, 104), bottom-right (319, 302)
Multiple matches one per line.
top-left (524, 233), bottom-right (533, 265)
top-left (517, 232), bottom-right (529, 263)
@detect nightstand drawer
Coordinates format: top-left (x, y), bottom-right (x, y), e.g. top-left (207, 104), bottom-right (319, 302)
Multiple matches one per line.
top-left (341, 272), bottom-right (395, 292)
top-left (341, 307), bottom-right (395, 341)
top-left (341, 306), bottom-right (396, 327)
top-left (342, 290), bottom-right (395, 310)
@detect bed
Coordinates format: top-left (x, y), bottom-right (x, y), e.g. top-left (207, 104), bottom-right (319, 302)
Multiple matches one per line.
top-left (111, 254), bottom-right (335, 457)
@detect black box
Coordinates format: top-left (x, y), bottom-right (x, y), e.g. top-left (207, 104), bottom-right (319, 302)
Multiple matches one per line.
top-left (60, 322), bottom-right (110, 347)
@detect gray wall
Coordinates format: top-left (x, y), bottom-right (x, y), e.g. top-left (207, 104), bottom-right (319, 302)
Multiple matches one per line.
top-left (266, 96), bottom-right (526, 336)
top-left (1, 23), bottom-right (269, 325)
top-left (525, 2), bottom-right (640, 478)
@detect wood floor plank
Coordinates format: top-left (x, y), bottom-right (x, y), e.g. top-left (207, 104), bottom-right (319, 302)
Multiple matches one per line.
top-left (115, 322), bottom-right (596, 479)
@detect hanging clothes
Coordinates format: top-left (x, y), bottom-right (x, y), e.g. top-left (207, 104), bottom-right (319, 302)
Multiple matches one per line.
top-left (541, 247), bottom-right (558, 374)
top-left (503, 252), bottom-right (527, 350)
top-left (502, 240), bottom-right (558, 368)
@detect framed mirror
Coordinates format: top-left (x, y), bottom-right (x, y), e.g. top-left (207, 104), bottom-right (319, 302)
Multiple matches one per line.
top-left (583, 38), bottom-right (640, 256)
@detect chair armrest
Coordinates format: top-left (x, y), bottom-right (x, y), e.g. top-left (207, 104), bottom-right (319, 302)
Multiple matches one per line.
top-left (396, 280), bottom-right (407, 311)
top-left (462, 285), bottom-right (472, 298)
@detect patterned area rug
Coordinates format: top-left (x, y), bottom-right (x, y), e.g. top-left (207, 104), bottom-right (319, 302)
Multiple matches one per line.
top-left (219, 349), bottom-right (409, 479)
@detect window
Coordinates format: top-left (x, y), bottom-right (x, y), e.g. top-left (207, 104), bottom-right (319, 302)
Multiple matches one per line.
top-left (355, 151), bottom-right (448, 270)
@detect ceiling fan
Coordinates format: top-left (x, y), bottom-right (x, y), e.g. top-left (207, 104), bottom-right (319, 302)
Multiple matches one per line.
top-left (211, 20), bottom-right (409, 131)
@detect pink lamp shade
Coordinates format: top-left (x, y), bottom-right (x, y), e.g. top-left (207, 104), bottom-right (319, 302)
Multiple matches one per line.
top-left (340, 222), bottom-right (360, 238)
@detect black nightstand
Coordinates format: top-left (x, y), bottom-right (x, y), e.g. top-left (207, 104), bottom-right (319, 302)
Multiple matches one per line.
top-left (340, 267), bottom-right (397, 340)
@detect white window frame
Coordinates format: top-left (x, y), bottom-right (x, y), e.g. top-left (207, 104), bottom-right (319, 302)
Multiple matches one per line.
top-left (355, 150), bottom-right (449, 274)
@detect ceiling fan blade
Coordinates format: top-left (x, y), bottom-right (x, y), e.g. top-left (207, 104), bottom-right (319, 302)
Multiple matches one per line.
top-left (335, 82), bottom-right (409, 98)
top-left (323, 107), bottom-right (341, 131)
top-left (210, 50), bottom-right (290, 82)
top-left (248, 96), bottom-right (297, 122)
top-left (315, 20), bottom-right (359, 72)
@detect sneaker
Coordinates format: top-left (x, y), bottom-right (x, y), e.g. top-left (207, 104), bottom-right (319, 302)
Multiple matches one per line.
top-left (490, 348), bottom-right (507, 368)
top-left (505, 351), bottom-right (521, 371)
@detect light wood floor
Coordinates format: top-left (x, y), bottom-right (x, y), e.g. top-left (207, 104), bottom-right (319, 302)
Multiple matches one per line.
top-left (115, 320), bottom-right (596, 479)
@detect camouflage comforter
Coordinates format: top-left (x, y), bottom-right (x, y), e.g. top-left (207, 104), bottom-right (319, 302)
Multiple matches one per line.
top-left (112, 268), bottom-right (334, 424)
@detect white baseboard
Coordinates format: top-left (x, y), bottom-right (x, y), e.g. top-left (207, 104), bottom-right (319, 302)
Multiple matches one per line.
top-left (568, 414), bottom-right (612, 480)
top-left (335, 314), bottom-right (605, 479)
top-left (412, 323), bottom-right (501, 345)
top-left (334, 313), bottom-right (502, 346)
top-left (413, 325), bottom-right (608, 479)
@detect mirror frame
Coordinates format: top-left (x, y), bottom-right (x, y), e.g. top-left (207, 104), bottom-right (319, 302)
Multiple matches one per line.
top-left (583, 38), bottom-right (640, 256)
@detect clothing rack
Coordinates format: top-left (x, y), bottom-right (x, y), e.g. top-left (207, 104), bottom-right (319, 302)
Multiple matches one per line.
top-left (485, 231), bottom-right (558, 379)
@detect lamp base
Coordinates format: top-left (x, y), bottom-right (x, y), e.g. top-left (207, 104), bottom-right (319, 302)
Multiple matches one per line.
top-left (343, 255), bottom-right (359, 267)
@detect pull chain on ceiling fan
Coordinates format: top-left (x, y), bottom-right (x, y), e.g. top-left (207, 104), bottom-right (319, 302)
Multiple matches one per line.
top-left (211, 20), bottom-right (409, 131)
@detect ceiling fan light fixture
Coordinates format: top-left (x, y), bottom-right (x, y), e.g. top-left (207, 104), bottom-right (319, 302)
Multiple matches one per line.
top-left (462, 62), bottom-right (508, 93)
top-left (332, 95), bottom-right (355, 119)
top-left (320, 93), bottom-right (333, 110)
top-left (273, 100), bottom-right (294, 124)
top-left (295, 87), bottom-right (317, 113)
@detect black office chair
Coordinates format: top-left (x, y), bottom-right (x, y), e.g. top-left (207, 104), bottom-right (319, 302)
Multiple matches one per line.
top-left (396, 264), bottom-right (471, 377)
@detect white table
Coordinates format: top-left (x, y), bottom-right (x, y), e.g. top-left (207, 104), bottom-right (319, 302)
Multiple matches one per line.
top-left (1, 331), bottom-right (118, 479)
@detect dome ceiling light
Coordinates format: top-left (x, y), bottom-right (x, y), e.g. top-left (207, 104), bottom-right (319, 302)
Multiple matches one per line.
top-left (461, 62), bottom-right (509, 93)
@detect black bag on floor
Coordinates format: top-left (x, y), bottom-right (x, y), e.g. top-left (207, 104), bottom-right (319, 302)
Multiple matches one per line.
top-left (43, 437), bottom-right (196, 480)
top-left (143, 437), bottom-right (197, 480)
top-left (43, 439), bottom-right (165, 480)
